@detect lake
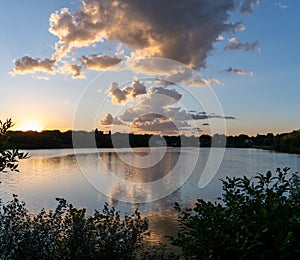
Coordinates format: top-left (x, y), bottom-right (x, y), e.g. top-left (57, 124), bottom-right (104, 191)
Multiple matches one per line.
top-left (1, 148), bottom-right (300, 243)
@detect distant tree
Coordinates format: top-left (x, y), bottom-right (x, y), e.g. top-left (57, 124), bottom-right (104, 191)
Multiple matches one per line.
top-left (274, 130), bottom-right (300, 153)
top-left (263, 133), bottom-right (274, 147)
top-left (0, 119), bottom-right (28, 172)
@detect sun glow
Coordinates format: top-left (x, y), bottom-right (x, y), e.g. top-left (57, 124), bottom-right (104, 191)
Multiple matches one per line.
top-left (19, 121), bottom-right (43, 132)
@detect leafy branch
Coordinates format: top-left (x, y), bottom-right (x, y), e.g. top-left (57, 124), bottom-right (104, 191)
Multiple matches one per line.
top-left (0, 119), bottom-right (29, 172)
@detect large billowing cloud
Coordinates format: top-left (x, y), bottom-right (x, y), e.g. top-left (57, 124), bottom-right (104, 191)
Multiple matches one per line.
top-left (11, 55), bottom-right (56, 75)
top-left (48, 0), bottom-right (259, 68)
top-left (13, 0), bottom-right (260, 80)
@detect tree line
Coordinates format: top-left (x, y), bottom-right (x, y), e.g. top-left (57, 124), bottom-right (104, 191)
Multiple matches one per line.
top-left (6, 129), bottom-right (300, 153)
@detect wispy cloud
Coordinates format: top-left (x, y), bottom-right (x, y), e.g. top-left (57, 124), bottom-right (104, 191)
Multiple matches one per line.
top-left (225, 38), bottom-right (259, 52)
top-left (129, 58), bottom-right (221, 87)
top-left (275, 3), bottom-right (288, 9)
top-left (190, 112), bottom-right (236, 120)
top-left (239, 0), bottom-right (260, 14)
top-left (224, 67), bottom-right (254, 76)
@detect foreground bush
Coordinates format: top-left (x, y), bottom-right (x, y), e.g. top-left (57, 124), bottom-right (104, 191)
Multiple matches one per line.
top-left (171, 167), bottom-right (300, 259)
top-left (1, 168), bottom-right (300, 259)
top-left (0, 196), bottom-right (148, 259)
top-left (0, 118), bottom-right (28, 172)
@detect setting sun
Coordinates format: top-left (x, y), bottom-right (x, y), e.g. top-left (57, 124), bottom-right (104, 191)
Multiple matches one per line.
top-left (19, 121), bottom-right (43, 132)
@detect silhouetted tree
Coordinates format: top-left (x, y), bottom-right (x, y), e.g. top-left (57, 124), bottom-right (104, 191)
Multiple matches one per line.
top-left (0, 119), bottom-right (28, 172)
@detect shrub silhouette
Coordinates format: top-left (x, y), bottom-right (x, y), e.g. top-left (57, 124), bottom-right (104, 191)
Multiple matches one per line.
top-left (171, 168), bottom-right (300, 259)
top-left (0, 118), bottom-right (28, 172)
top-left (0, 196), bottom-right (148, 259)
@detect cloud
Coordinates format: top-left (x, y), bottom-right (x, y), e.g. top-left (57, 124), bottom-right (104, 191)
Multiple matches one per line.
top-left (110, 81), bottom-right (235, 134)
top-left (224, 67), bottom-right (254, 76)
top-left (238, 0), bottom-right (260, 14)
top-left (190, 112), bottom-right (236, 120)
top-left (118, 86), bottom-right (190, 133)
top-left (129, 58), bottom-right (223, 87)
top-left (80, 54), bottom-right (122, 70)
top-left (225, 37), bottom-right (259, 51)
top-left (108, 82), bottom-right (127, 104)
top-left (275, 3), bottom-right (288, 9)
top-left (148, 87), bottom-right (182, 102)
top-left (122, 80), bottom-right (147, 98)
top-left (207, 77), bottom-right (223, 85)
top-left (131, 114), bottom-right (188, 135)
top-left (11, 55), bottom-right (56, 75)
top-left (13, 0), bottom-right (261, 80)
top-left (155, 78), bottom-right (176, 87)
top-left (108, 80), bottom-right (147, 104)
top-left (60, 63), bottom-right (85, 78)
top-left (47, 0), bottom-right (254, 69)
top-left (48, 7), bottom-right (105, 58)
top-left (216, 35), bottom-right (224, 41)
top-left (100, 113), bottom-right (124, 125)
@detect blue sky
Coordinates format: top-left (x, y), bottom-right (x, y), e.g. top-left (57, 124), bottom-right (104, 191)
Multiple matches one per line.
top-left (0, 0), bottom-right (299, 135)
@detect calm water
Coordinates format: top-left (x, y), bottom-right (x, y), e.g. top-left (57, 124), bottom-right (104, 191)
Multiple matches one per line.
top-left (1, 148), bottom-right (300, 243)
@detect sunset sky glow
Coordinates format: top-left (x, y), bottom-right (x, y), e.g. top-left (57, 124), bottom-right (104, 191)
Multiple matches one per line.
top-left (1, 0), bottom-right (299, 135)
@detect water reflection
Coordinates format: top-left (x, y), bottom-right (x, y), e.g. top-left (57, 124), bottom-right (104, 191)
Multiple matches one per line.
top-left (99, 150), bottom-right (180, 183)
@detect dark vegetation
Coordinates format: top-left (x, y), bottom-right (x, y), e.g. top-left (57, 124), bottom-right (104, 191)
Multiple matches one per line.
top-left (171, 167), bottom-right (300, 259)
top-left (1, 119), bottom-right (300, 258)
top-left (0, 197), bottom-right (148, 259)
top-left (274, 130), bottom-right (300, 153)
top-left (7, 128), bottom-right (300, 153)
top-left (0, 119), bottom-right (28, 172)
top-left (1, 168), bottom-right (300, 259)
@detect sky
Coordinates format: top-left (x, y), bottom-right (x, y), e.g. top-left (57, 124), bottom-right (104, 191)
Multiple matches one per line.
top-left (0, 0), bottom-right (299, 136)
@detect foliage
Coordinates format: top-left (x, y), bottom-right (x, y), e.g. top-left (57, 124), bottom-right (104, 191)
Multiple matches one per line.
top-left (274, 130), bottom-right (300, 153)
top-left (0, 196), bottom-right (148, 259)
top-left (0, 119), bottom-right (28, 172)
top-left (139, 243), bottom-right (179, 260)
top-left (171, 168), bottom-right (300, 259)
